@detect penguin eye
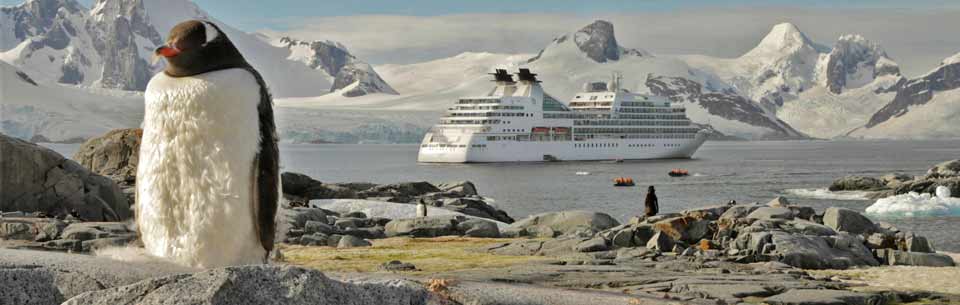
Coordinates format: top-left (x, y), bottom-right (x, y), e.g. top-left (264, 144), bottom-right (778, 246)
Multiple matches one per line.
top-left (202, 22), bottom-right (219, 45)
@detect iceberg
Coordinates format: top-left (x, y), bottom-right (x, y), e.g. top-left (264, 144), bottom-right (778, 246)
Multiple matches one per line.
top-left (865, 186), bottom-right (960, 218)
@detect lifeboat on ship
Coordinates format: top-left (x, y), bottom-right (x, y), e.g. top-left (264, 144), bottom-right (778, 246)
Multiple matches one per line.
top-left (668, 169), bottom-right (690, 177)
top-left (613, 177), bottom-right (635, 187)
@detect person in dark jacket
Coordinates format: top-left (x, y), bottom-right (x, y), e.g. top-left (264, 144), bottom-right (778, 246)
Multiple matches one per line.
top-left (644, 186), bottom-right (659, 217)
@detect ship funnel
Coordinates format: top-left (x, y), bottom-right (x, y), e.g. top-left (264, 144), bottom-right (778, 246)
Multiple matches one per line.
top-left (517, 68), bottom-right (541, 83)
top-left (490, 69), bottom-right (514, 83)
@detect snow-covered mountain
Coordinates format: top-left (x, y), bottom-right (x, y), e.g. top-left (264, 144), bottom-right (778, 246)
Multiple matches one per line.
top-left (528, 20), bottom-right (650, 63)
top-left (683, 23), bottom-right (828, 109)
top-left (0, 0), bottom-right (395, 97)
top-left (3, 6), bottom-right (955, 142)
top-left (275, 37), bottom-right (397, 97)
top-left (848, 53), bottom-right (960, 139)
top-left (681, 23), bottom-right (910, 139)
top-left (286, 20), bottom-right (810, 140)
top-left (820, 34), bottom-right (900, 94)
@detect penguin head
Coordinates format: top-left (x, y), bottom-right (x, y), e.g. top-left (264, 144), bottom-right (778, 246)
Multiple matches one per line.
top-left (155, 20), bottom-right (249, 77)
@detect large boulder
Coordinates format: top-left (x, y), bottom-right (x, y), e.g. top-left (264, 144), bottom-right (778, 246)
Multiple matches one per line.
top-left (645, 231), bottom-right (675, 252)
top-left (0, 134), bottom-right (130, 221)
top-left (874, 249), bottom-right (955, 267)
top-left (745, 207), bottom-right (794, 220)
top-left (0, 248), bottom-right (191, 304)
top-left (781, 219), bottom-right (836, 236)
top-left (719, 205), bottom-right (762, 222)
top-left (280, 172), bottom-right (323, 197)
top-left (879, 173), bottom-right (913, 188)
top-left (281, 172), bottom-right (358, 200)
top-left (436, 181), bottom-right (479, 196)
top-left (456, 218), bottom-right (500, 238)
top-left (681, 205), bottom-right (731, 221)
top-left (72, 128), bottom-right (141, 185)
top-left (771, 233), bottom-right (879, 269)
top-left (337, 235), bottom-right (372, 248)
top-left (828, 175), bottom-right (887, 191)
top-left (650, 216), bottom-right (712, 244)
top-left (603, 224), bottom-right (655, 248)
top-left (384, 215), bottom-right (463, 237)
top-left (0, 217), bottom-right (67, 241)
top-left (822, 207), bottom-right (876, 234)
top-left (505, 210), bottom-right (619, 237)
top-left (439, 197), bottom-right (514, 223)
top-left (359, 182), bottom-right (441, 199)
top-left (63, 265), bottom-right (434, 305)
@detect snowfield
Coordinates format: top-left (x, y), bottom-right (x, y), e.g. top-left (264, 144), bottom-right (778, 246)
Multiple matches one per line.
top-left (0, 61), bottom-right (143, 142)
top-left (848, 88), bottom-right (960, 139)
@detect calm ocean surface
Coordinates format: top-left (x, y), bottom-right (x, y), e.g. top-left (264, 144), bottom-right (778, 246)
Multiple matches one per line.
top-left (46, 140), bottom-right (960, 251)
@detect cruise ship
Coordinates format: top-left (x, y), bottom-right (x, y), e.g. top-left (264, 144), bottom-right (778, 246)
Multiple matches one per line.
top-left (417, 69), bottom-right (707, 163)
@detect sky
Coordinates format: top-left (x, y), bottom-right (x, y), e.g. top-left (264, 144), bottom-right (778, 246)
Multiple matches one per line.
top-left (3, 0), bottom-right (959, 76)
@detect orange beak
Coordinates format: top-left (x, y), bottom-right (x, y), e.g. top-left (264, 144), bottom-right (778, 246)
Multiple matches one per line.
top-left (155, 45), bottom-right (181, 58)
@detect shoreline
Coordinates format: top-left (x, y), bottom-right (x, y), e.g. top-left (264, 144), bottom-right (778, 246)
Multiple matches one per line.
top-left (4, 131), bottom-right (960, 304)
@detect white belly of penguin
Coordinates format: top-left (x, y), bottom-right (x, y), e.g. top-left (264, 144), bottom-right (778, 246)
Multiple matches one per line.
top-left (138, 68), bottom-right (265, 268)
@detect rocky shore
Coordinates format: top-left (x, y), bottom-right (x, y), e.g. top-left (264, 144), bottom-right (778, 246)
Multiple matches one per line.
top-left (2, 130), bottom-right (959, 304)
top-left (829, 159), bottom-right (960, 199)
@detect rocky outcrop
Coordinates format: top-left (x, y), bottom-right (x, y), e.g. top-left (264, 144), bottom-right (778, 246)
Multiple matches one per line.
top-left (0, 0), bottom-right (162, 90)
top-left (503, 210), bottom-right (619, 238)
top-left (63, 264), bottom-right (434, 305)
top-left (0, 248), bottom-right (191, 304)
top-left (527, 20), bottom-right (649, 63)
top-left (927, 159), bottom-right (960, 178)
top-left (282, 174), bottom-right (513, 223)
top-left (384, 215), bottom-right (499, 238)
top-left (865, 55), bottom-right (960, 128)
top-left (828, 175), bottom-right (886, 191)
top-left (823, 35), bottom-right (898, 94)
top-left (86, 0), bottom-right (163, 91)
top-left (827, 160), bottom-right (960, 198)
top-left (822, 207), bottom-right (876, 235)
top-left (874, 249), bottom-right (955, 267)
top-left (0, 134), bottom-right (129, 221)
top-left (72, 128), bottom-right (141, 184)
top-left (489, 199), bottom-right (949, 270)
top-left (1, 217), bottom-right (138, 253)
top-left (645, 75), bottom-right (805, 139)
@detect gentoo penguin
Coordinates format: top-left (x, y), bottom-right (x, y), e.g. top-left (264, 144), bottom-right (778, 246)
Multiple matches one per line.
top-left (137, 20), bottom-right (279, 268)
top-left (416, 200), bottom-right (428, 217)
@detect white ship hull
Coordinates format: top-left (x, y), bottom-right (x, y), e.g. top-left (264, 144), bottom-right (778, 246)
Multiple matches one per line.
top-left (418, 133), bottom-right (707, 163)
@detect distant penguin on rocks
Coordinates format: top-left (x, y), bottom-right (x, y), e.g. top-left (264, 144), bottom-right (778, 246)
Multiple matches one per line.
top-left (417, 200), bottom-right (428, 217)
top-left (137, 20), bottom-right (279, 268)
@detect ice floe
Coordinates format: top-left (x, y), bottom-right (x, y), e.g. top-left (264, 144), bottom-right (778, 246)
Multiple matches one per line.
top-left (865, 186), bottom-right (960, 218)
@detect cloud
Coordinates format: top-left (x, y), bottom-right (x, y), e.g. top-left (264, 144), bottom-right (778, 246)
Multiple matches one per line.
top-left (262, 7), bottom-right (960, 77)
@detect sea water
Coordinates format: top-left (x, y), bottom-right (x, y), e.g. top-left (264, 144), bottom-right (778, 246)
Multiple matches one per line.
top-left (45, 139), bottom-right (960, 252)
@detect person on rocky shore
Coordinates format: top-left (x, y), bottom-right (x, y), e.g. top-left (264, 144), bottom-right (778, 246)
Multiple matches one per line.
top-left (644, 186), bottom-right (659, 217)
